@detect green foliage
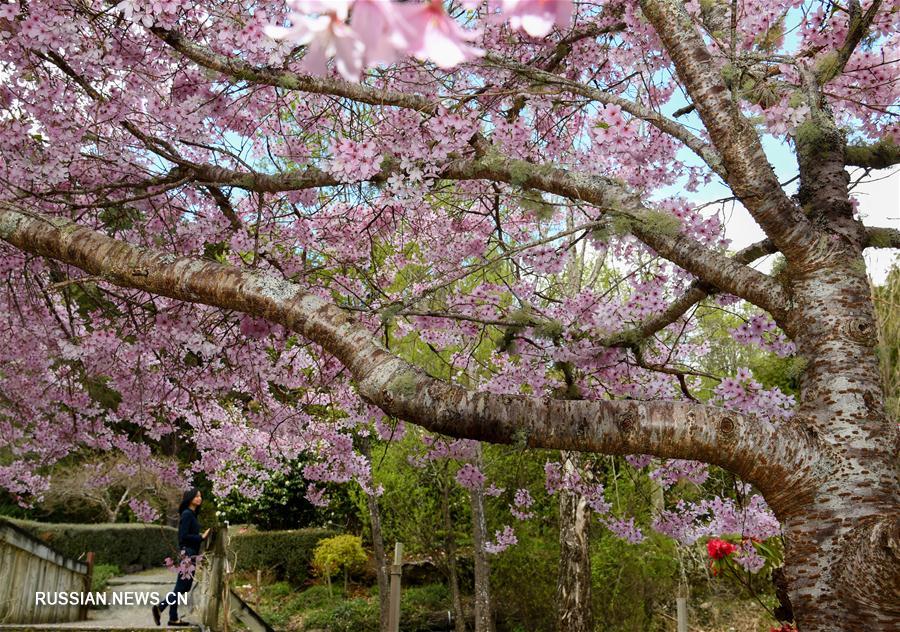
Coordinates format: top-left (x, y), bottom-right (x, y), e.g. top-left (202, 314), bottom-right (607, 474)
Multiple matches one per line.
top-left (302, 596), bottom-right (379, 632)
top-left (875, 264), bottom-right (900, 420)
top-left (298, 584), bottom-right (448, 632)
top-left (91, 564), bottom-right (121, 592)
top-left (291, 584), bottom-right (345, 610)
top-left (230, 527), bottom-right (336, 585)
top-left (5, 517), bottom-right (176, 569)
top-left (312, 534), bottom-right (368, 580)
top-left (217, 459), bottom-right (359, 531)
top-left (490, 522), bottom-right (559, 630)
top-left (591, 532), bottom-right (679, 630)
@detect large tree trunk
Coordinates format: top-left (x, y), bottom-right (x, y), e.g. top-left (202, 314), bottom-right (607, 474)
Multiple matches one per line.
top-left (441, 475), bottom-right (467, 632)
top-left (556, 451), bottom-right (593, 632)
top-left (470, 445), bottom-right (494, 632)
top-left (777, 252), bottom-right (900, 631)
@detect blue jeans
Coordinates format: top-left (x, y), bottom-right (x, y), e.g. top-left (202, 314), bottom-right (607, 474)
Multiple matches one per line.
top-left (158, 557), bottom-right (196, 622)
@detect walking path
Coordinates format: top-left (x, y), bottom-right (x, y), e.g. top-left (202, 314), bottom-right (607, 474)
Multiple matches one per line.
top-left (0, 568), bottom-right (201, 631)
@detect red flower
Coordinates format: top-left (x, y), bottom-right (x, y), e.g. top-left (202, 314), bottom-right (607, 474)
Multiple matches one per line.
top-left (707, 538), bottom-right (737, 560)
top-left (769, 624), bottom-right (797, 632)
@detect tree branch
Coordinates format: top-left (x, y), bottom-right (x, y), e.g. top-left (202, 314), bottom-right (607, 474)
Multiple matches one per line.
top-left (150, 26), bottom-right (438, 114)
top-left (604, 238), bottom-right (778, 346)
top-left (482, 52), bottom-right (727, 179)
top-left (184, 153), bottom-right (790, 318)
top-left (846, 140), bottom-right (900, 170)
top-left (0, 203), bottom-right (817, 515)
top-left (815, 0), bottom-right (884, 85)
top-left (866, 226), bottom-right (900, 250)
top-left (638, 0), bottom-right (820, 263)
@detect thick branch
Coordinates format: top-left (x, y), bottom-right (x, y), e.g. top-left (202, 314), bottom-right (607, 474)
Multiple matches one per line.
top-left (638, 0), bottom-right (820, 262)
top-left (866, 226), bottom-right (900, 250)
top-left (0, 204), bottom-right (817, 514)
top-left (846, 141), bottom-right (900, 170)
top-left (187, 155), bottom-right (790, 317)
top-left (605, 238), bottom-right (778, 346)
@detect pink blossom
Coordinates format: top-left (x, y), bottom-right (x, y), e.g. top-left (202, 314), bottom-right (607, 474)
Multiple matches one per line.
top-left (396, 1), bottom-right (484, 69)
top-left (349, 0), bottom-right (409, 66)
top-left (128, 498), bottom-right (160, 523)
top-left (484, 525), bottom-right (517, 554)
top-left (265, 1), bottom-right (364, 81)
top-left (456, 463), bottom-right (485, 490)
top-left (501, 0), bottom-right (573, 38)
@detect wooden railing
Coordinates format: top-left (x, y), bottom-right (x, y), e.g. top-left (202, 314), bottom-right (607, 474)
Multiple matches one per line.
top-left (193, 523), bottom-right (275, 632)
top-left (0, 518), bottom-right (91, 624)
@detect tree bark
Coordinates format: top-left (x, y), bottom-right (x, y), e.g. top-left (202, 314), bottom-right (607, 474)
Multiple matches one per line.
top-left (776, 252), bottom-right (900, 631)
top-left (470, 445), bottom-right (494, 632)
top-left (556, 452), bottom-right (593, 632)
top-left (360, 440), bottom-right (390, 632)
top-left (441, 474), bottom-right (467, 632)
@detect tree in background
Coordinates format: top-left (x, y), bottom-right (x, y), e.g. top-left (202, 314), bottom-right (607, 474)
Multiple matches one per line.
top-left (0, 1), bottom-right (898, 628)
top-left (36, 454), bottom-right (183, 523)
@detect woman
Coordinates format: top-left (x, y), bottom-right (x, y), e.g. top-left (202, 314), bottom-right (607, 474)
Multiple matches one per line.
top-left (152, 487), bottom-right (210, 627)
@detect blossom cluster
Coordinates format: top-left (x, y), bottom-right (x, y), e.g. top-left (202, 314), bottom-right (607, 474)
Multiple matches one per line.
top-left (264, 0), bottom-right (574, 80)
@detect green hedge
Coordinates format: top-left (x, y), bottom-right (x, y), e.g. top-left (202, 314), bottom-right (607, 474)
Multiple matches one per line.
top-left (230, 527), bottom-right (335, 585)
top-left (4, 516), bottom-right (177, 570)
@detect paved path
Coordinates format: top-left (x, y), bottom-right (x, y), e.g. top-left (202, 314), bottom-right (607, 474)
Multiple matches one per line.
top-left (0, 568), bottom-right (202, 631)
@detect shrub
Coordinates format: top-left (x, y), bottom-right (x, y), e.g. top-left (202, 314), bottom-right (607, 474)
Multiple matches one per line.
top-left (91, 564), bottom-right (121, 592)
top-left (5, 516), bottom-right (176, 569)
top-left (311, 534), bottom-right (368, 593)
top-left (230, 526), bottom-right (335, 585)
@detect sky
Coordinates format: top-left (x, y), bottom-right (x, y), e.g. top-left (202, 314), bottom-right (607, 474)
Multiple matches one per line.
top-left (691, 153), bottom-right (900, 285)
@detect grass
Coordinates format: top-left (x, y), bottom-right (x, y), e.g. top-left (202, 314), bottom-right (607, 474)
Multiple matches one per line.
top-left (230, 572), bottom-right (450, 632)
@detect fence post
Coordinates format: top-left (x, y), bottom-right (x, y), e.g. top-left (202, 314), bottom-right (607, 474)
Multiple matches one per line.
top-left (676, 579), bottom-right (688, 632)
top-left (388, 542), bottom-right (403, 632)
top-left (199, 525), bottom-right (227, 630)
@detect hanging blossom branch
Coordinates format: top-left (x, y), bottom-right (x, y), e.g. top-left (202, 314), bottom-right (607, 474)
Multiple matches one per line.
top-left (0, 203), bottom-right (819, 518)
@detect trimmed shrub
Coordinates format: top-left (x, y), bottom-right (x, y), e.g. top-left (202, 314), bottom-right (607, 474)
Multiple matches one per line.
top-left (311, 534), bottom-right (368, 593)
top-left (5, 516), bottom-right (177, 569)
top-left (230, 526), bottom-right (336, 585)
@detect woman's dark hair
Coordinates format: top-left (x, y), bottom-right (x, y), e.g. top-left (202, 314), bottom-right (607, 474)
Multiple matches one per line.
top-left (178, 487), bottom-right (200, 515)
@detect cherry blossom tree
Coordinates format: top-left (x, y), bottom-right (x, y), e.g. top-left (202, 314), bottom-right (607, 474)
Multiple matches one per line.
top-left (0, 1), bottom-right (898, 629)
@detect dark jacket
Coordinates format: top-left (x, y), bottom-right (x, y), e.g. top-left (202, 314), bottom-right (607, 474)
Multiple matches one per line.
top-left (178, 508), bottom-right (202, 555)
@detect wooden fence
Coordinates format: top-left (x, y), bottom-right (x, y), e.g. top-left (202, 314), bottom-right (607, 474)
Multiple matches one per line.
top-left (0, 519), bottom-right (91, 624)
